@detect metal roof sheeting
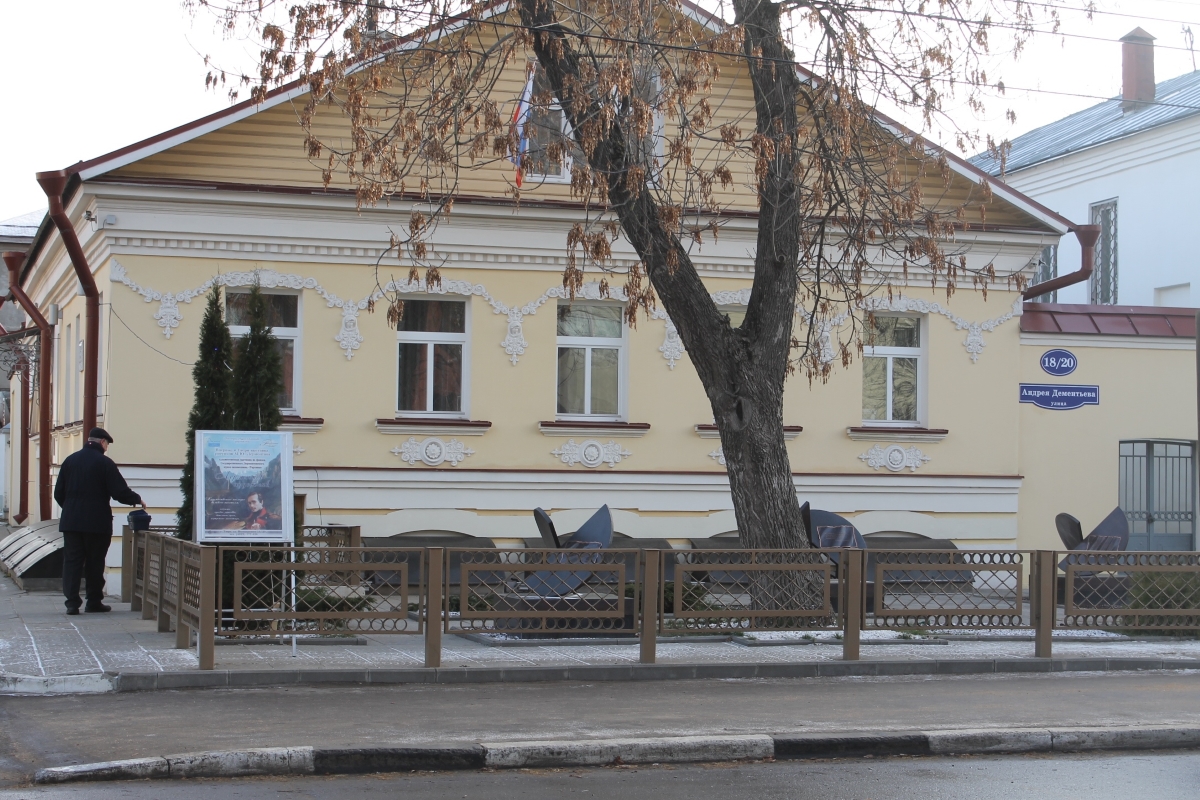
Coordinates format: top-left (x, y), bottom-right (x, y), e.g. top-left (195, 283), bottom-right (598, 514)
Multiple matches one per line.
top-left (1021, 302), bottom-right (1197, 337)
top-left (971, 70), bottom-right (1200, 175)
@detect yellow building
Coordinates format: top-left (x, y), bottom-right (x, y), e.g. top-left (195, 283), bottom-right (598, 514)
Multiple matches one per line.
top-left (5, 11), bottom-right (1196, 567)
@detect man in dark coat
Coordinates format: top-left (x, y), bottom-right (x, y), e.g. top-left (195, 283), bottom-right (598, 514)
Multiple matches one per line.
top-left (54, 427), bottom-right (145, 615)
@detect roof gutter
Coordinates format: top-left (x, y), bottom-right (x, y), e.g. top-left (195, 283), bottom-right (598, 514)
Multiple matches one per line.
top-left (1023, 225), bottom-right (1101, 301)
top-left (36, 170), bottom-right (98, 436)
top-left (3, 251), bottom-right (53, 522)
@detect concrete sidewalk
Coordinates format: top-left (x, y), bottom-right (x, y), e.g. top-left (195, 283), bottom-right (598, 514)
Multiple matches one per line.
top-left (5, 576), bottom-right (1200, 681)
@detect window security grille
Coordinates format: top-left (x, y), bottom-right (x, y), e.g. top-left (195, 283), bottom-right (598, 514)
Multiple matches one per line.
top-left (1031, 245), bottom-right (1057, 303)
top-left (1090, 200), bottom-right (1118, 305)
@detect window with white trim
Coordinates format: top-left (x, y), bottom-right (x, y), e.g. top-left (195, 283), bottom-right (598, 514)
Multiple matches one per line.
top-left (861, 315), bottom-right (923, 426)
top-left (1090, 199), bottom-right (1118, 305)
top-left (556, 302), bottom-right (625, 419)
top-left (394, 298), bottom-right (468, 417)
top-left (524, 67), bottom-right (577, 182)
top-left (226, 290), bottom-right (302, 414)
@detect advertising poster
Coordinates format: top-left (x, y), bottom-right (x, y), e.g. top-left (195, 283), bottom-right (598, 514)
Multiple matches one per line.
top-left (195, 430), bottom-right (294, 543)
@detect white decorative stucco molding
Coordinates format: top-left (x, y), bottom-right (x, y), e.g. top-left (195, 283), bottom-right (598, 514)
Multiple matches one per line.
top-left (112, 262), bottom-right (1020, 370)
top-left (551, 438), bottom-right (632, 469)
top-left (391, 436), bottom-right (475, 467)
top-left (708, 448), bottom-right (727, 467)
top-left (859, 295), bottom-right (1022, 364)
top-left (858, 443), bottom-right (931, 473)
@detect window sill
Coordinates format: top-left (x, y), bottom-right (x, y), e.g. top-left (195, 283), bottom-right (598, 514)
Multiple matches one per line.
top-left (694, 424), bottom-right (803, 440)
top-left (846, 426), bottom-right (948, 443)
top-left (376, 418), bottom-right (492, 436)
top-left (539, 420), bottom-right (651, 438)
top-left (280, 416), bottom-right (325, 434)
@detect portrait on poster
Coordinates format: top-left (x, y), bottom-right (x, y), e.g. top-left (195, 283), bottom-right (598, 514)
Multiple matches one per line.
top-left (194, 430), bottom-right (293, 543)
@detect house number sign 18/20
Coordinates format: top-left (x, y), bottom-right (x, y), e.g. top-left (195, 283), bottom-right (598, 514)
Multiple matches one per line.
top-left (1040, 348), bottom-right (1078, 376)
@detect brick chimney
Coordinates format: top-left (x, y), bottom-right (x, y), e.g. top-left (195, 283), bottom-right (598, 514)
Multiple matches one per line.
top-left (1121, 28), bottom-right (1156, 112)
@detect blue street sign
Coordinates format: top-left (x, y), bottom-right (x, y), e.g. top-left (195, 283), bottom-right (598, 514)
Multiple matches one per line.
top-left (1019, 384), bottom-right (1099, 410)
top-left (1040, 348), bottom-right (1078, 376)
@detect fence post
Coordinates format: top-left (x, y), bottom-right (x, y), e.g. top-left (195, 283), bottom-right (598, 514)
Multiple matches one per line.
top-left (640, 549), bottom-right (660, 665)
top-left (121, 526), bottom-right (133, 603)
top-left (1034, 550), bottom-right (1055, 659)
top-left (156, 537), bottom-right (172, 633)
top-left (425, 547), bottom-right (443, 669)
top-left (842, 549), bottom-right (864, 661)
top-left (174, 545), bottom-right (189, 648)
top-left (141, 533), bottom-right (156, 621)
top-left (197, 546), bottom-right (215, 670)
top-left (130, 531), bottom-right (143, 613)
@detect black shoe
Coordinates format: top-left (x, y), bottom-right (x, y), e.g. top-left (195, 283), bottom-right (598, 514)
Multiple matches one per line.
top-left (84, 603), bottom-right (112, 613)
top-left (66, 607), bottom-right (80, 615)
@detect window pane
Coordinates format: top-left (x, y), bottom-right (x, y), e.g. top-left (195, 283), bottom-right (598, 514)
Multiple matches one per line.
top-left (274, 339), bottom-right (295, 409)
top-left (891, 357), bottom-right (918, 422)
top-left (397, 300), bottom-right (465, 333)
top-left (871, 316), bottom-right (919, 348)
top-left (226, 293), bottom-right (298, 328)
top-left (557, 303), bottom-right (623, 338)
top-left (526, 69), bottom-right (567, 176)
top-left (557, 347), bottom-right (586, 414)
top-left (590, 348), bottom-right (619, 415)
top-left (862, 357), bottom-right (887, 421)
top-left (225, 293), bottom-right (251, 326)
top-left (724, 308), bottom-right (747, 328)
top-left (397, 342), bottom-right (428, 411)
top-left (266, 295), bottom-right (298, 328)
top-left (432, 344), bottom-right (462, 412)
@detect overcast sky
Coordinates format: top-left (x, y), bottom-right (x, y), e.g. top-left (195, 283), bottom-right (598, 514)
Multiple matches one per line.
top-left (3, 0), bottom-right (1200, 221)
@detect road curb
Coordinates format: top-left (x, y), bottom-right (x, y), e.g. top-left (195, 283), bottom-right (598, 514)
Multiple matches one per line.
top-left (32, 726), bottom-right (1200, 784)
top-left (107, 657), bottom-right (1200, 693)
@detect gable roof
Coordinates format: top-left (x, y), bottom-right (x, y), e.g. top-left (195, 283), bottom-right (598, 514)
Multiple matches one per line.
top-left (22, 1), bottom-right (1073, 278)
top-left (971, 69), bottom-right (1200, 176)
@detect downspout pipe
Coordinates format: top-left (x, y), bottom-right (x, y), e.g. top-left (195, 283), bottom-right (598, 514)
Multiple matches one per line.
top-left (36, 170), bottom-right (97, 434)
top-left (1023, 225), bottom-right (1102, 301)
top-left (3, 252), bottom-right (53, 521)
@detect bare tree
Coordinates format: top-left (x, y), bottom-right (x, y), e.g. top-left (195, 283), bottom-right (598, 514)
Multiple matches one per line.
top-left (191, 0), bottom-right (1053, 557)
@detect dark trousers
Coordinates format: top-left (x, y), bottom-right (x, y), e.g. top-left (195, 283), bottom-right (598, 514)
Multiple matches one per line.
top-left (62, 531), bottom-right (113, 610)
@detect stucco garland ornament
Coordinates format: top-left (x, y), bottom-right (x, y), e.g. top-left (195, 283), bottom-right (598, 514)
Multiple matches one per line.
top-left (391, 436), bottom-right (475, 467)
top-left (858, 443), bottom-right (931, 473)
top-left (111, 264), bottom-right (1021, 368)
top-left (551, 438), bottom-right (632, 468)
top-left (708, 448), bottom-right (727, 467)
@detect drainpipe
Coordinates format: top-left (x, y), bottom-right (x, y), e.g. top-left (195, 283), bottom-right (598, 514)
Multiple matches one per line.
top-left (36, 170), bottom-right (97, 434)
top-left (1022, 225), bottom-right (1102, 301)
top-left (3, 252), bottom-right (53, 521)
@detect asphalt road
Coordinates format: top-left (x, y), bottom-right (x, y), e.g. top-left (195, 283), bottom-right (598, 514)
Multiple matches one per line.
top-left (2, 751), bottom-right (1199, 799)
top-left (5, 671), bottom-right (1200, 786)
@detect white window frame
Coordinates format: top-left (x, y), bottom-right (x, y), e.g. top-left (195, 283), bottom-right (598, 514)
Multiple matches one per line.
top-left (523, 68), bottom-right (574, 184)
top-left (861, 313), bottom-right (927, 427)
top-left (393, 296), bottom-right (471, 419)
top-left (227, 289), bottom-right (303, 417)
top-left (524, 68), bottom-right (664, 184)
top-left (555, 301), bottom-right (628, 422)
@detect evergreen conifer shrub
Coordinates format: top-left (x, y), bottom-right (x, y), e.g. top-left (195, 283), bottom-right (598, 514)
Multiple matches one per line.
top-left (177, 288), bottom-right (234, 540)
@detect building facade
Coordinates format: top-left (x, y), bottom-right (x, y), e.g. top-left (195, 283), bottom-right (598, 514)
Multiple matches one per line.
top-left (6, 11), bottom-right (1196, 570)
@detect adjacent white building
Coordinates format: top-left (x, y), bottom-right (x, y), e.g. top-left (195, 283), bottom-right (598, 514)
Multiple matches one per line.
top-left (972, 28), bottom-right (1200, 307)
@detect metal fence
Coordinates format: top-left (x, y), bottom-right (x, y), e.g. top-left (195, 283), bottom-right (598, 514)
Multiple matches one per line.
top-left (215, 545), bottom-right (426, 637)
top-left (123, 531), bottom-right (1200, 671)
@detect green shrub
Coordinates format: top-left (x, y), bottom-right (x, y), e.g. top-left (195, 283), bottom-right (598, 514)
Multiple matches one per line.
top-left (1125, 571), bottom-right (1200, 637)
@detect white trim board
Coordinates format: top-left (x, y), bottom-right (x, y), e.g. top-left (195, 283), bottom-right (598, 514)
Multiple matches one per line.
top-left (1020, 332), bottom-right (1196, 351)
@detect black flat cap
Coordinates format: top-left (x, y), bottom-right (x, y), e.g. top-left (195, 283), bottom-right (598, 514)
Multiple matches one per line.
top-left (89, 427), bottom-right (114, 443)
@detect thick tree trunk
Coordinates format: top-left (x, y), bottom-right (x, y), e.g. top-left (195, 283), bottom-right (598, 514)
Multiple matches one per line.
top-left (518, 0), bottom-right (814, 570)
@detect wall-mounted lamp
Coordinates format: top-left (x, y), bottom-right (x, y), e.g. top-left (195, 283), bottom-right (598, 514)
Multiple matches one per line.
top-left (47, 304), bottom-right (59, 326)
